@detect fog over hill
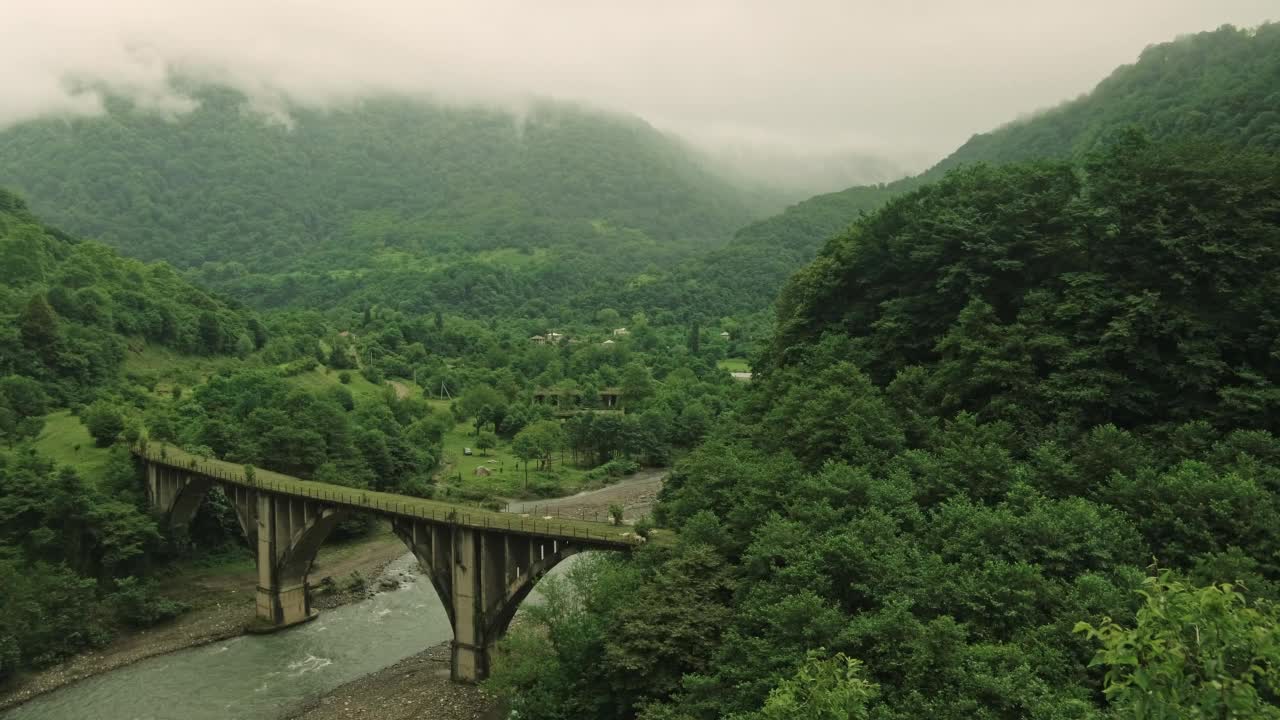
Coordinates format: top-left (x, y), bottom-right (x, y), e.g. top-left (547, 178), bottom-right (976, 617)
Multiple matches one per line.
top-left (4, 0), bottom-right (1275, 192)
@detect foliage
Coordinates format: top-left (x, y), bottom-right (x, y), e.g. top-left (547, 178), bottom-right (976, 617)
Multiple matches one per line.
top-left (1076, 574), bottom-right (1280, 719)
top-left (771, 134), bottom-right (1280, 435)
top-left (747, 651), bottom-right (879, 720)
top-left (0, 188), bottom-right (261, 407)
top-left (82, 401), bottom-right (125, 447)
top-left (0, 87), bottom-right (777, 319)
top-left (489, 133), bottom-right (1280, 719)
top-left (0, 452), bottom-right (172, 676)
top-left (663, 22), bottom-right (1280, 320)
top-left (108, 576), bottom-right (189, 628)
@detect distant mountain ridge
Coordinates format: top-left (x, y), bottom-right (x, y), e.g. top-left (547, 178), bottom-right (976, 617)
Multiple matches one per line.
top-left (0, 86), bottom-right (780, 274)
top-left (669, 22), bottom-right (1280, 318)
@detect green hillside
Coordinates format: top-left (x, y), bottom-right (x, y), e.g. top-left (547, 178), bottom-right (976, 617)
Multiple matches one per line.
top-left (0, 187), bottom-right (260, 409)
top-left (491, 132), bottom-right (1280, 720)
top-left (936, 23), bottom-right (1280, 172)
top-left (671, 22), bottom-right (1280, 318)
top-left (0, 88), bottom-right (778, 314)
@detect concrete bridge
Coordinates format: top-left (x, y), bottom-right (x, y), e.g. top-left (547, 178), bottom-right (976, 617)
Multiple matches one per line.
top-left (135, 446), bottom-right (642, 683)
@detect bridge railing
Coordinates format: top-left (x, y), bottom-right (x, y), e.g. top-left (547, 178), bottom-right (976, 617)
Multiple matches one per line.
top-left (136, 447), bottom-right (642, 547)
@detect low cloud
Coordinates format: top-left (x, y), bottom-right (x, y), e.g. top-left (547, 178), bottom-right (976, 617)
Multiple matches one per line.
top-left (2, 0), bottom-right (1275, 165)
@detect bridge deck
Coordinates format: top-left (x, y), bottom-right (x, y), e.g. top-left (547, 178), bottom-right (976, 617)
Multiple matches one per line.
top-left (134, 446), bottom-right (644, 549)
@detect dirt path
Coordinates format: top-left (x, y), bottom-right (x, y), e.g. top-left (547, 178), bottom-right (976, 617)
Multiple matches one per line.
top-left (0, 531), bottom-right (409, 712)
top-left (387, 380), bottom-right (411, 400)
top-left (505, 468), bottom-right (666, 523)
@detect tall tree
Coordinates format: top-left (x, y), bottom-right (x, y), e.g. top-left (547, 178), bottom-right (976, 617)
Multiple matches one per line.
top-left (18, 293), bottom-right (59, 357)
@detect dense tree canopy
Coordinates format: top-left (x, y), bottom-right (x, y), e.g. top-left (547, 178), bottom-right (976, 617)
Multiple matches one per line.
top-left (0, 188), bottom-right (259, 405)
top-left (0, 88), bottom-right (781, 320)
top-left (488, 134), bottom-right (1280, 719)
top-left (771, 133), bottom-right (1280, 434)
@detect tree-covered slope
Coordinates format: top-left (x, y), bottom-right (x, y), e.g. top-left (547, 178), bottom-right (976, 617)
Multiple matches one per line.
top-left (0, 88), bottom-right (772, 276)
top-left (488, 135), bottom-right (1280, 720)
top-left (679, 22), bottom-right (1280, 317)
top-left (770, 132), bottom-right (1280, 433)
top-left (936, 22), bottom-right (1280, 172)
top-left (0, 187), bottom-right (259, 413)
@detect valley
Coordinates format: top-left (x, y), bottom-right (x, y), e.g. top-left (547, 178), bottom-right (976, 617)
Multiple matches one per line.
top-left (2, 13), bottom-right (1280, 720)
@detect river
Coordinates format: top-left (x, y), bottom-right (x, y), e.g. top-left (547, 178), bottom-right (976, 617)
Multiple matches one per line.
top-left (4, 553), bottom-right (531, 720)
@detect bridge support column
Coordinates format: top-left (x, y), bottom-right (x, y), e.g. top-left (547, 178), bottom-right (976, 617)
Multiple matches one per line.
top-left (393, 519), bottom-right (580, 683)
top-left (251, 493), bottom-right (347, 632)
top-left (450, 525), bottom-right (507, 682)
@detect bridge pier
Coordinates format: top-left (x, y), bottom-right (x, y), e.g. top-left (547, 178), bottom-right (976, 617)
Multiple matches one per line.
top-left (252, 492), bottom-right (347, 631)
top-left (393, 519), bottom-right (579, 683)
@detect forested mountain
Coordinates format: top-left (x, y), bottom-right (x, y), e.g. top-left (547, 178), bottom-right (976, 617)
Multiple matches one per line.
top-left (0, 87), bottom-right (782, 316)
top-left (0, 187), bottom-right (259, 414)
top-left (672, 22), bottom-right (1280, 318)
top-left (491, 134), bottom-right (1280, 719)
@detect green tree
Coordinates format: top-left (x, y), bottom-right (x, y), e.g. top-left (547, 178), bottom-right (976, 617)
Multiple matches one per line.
top-left (752, 651), bottom-right (879, 720)
top-left (476, 431), bottom-right (496, 456)
top-left (0, 375), bottom-right (50, 418)
top-left (1077, 573), bottom-right (1280, 719)
top-left (511, 431), bottom-right (538, 486)
top-left (197, 311), bottom-right (223, 355)
top-left (619, 362), bottom-right (654, 405)
top-left (18, 293), bottom-right (59, 356)
top-left (511, 420), bottom-right (566, 482)
top-left (596, 308), bottom-right (621, 327)
top-left (83, 402), bottom-right (125, 447)
top-left (457, 385), bottom-right (505, 436)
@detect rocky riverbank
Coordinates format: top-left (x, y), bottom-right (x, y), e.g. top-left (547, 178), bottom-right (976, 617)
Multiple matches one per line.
top-left (0, 533), bottom-right (409, 713)
top-left (284, 644), bottom-right (500, 720)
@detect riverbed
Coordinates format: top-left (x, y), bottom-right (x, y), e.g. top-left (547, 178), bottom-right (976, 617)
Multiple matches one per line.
top-left (3, 555), bottom-right (452, 720)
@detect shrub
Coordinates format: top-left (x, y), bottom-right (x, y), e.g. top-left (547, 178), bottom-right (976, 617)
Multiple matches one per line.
top-left (109, 577), bottom-right (188, 628)
top-left (83, 401), bottom-right (125, 447)
top-left (601, 457), bottom-right (640, 478)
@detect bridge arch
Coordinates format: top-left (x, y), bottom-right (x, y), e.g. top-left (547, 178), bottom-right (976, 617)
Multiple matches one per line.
top-left (137, 451), bottom-right (638, 683)
top-left (392, 517), bottom-right (588, 682)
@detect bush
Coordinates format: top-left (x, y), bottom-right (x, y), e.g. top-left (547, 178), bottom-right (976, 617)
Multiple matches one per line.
top-left (634, 516), bottom-right (654, 539)
top-left (109, 577), bottom-right (188, 628)
top-left (338, 371), bottom-right (352, 385)
top-left (279, 357), bottom-right (319, 377)
top-left (0, 632), bottom-right (19, 683)
top-left (601, 457), bottom-right (641, 478)
top-left (342, 571), bottom-right (367, 594)
top-left (83, 401), bottom-right (125, 447)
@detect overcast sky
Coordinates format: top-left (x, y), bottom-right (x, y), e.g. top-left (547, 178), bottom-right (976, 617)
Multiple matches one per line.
top-left (3, 1), bottom-right (1275, 166)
